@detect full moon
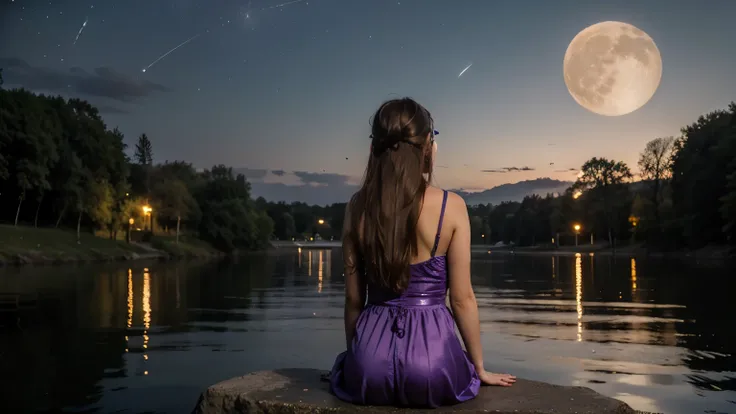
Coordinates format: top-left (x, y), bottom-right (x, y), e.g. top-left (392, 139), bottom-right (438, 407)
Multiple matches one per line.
top-left (563, 21), bottom-right (662, 116)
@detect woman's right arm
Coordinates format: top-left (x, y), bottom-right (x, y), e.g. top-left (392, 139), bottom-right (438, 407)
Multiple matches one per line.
top-left (446, 194), bottom-right (484, 371)
top-left (447, 194), bottom-right (516, 387)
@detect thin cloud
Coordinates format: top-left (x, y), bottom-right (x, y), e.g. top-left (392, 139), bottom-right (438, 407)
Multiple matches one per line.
top-left (0, 57), bottom-right (168, 102)
top-left (481, 166), bottom-right (536, 173)
top-left (293, 171), bottom-right (350, 186)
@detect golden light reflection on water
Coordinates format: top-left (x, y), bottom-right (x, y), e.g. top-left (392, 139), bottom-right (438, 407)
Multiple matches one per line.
top-left (297, 247), bottom-right (302, 267)
top-left (631, 258), bottom-right (638, 292)
top-left (125, 268), bottom-right (153, 368)
top-left (126, 269), bottom-right (133, 352)
top-left (318, 250), bottom-right (323, 293)
top-left (127, 269), bottom-right (133, 330)
top-left (575, 253), bottom-right (583, 342)
top-left (140, 269), bottom-right (153, 375)
top-left (308, 250), bottom-right (312, 277)
top-left (143, 271), bottom-right (151, 353)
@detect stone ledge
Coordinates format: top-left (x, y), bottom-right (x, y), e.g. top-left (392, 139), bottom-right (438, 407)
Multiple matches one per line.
top-left (192, 368), bottom-right (645, 414)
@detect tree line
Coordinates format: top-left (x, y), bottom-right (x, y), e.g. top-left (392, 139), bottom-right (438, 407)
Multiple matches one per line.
top-left (466, 102), bottom-right (736, 251)
top-left (0, 84), bottom-right (276, 251)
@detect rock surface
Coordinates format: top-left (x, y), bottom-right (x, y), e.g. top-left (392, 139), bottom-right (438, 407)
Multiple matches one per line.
top-left (192, 368), bottom-right (644, 414)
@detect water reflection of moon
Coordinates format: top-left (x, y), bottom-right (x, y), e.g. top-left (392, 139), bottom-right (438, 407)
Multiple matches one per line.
top-left (563, 21), bottom-right (662, 116)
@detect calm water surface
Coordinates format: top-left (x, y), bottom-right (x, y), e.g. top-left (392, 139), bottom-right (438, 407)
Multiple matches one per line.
top-left (1, 249), bottom-right (735, 413)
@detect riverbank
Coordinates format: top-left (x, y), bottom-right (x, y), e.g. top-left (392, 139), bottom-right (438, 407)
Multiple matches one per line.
top-left (273, 239), bottom-right (733, 260)
top-left (0, 224), bottom-right (223, 266)
top-left (472, 243), bottom-right (734, 259)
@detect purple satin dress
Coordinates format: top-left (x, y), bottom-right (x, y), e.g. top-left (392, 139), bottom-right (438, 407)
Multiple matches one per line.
top-left (330, 190), bottom-right (481, 408)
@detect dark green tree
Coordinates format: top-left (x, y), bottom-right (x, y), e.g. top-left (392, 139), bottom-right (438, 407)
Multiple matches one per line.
top-left (670, 103), bottom-right (735, 247)
top-left (152, 177), bottom-right (197, 243)
top-left (638, 136), bottom-right (675, 236)
top-left (572, 157), bottom-right (633, 248)
top-left (134, 133), bottom-right (153, 165)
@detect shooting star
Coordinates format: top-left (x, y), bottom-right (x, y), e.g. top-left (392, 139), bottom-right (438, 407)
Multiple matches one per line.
top-left (142, 34), bottom-right (201, 73)
top-left (73, 17), bottom-right (88, 45)
top-left (458, 62), bottom-right (472, 78)
top-left (261, 0), bottom-right (307, 10)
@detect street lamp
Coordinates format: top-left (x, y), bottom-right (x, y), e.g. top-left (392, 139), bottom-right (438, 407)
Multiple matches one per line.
top-left (573, 223), bottom-right (581, 246)
top-left (142, 205), bottom-right (153, 232)
top-left (317, 218), bottom-right (325, 225)
top-left (127, 218), bottom-right (134, 243)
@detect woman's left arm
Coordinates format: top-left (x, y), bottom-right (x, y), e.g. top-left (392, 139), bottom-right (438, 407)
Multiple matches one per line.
top-left (342, 202), bottom-right (365, 351)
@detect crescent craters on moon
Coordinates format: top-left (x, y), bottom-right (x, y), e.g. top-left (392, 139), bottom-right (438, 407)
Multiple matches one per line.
top-left (563, 21), bottom-right (662, 116)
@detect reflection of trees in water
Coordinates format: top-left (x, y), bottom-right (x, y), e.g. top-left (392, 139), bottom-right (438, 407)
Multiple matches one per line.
top-left (183, 256), bottom-right (276, 324)
top-left (474, 254), bottom-right (735, 365)
top-left (0, 265), bottom-right (128, 411)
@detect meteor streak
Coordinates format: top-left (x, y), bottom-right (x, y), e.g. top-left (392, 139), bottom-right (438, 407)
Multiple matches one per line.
top-left (73, 17), bottom-right (88, 45)
top-left (142, 34), bottom-right (201, 73)
top-left (458, 63), bottom-right (472, 78)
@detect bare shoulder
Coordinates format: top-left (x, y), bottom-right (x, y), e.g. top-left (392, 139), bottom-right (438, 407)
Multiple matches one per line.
top-left (443, 191), bottom-right (468, 229)
top-left (445, 191), bottom-right (468, 213)
top-left (425, 187), bottom-right (467, 229)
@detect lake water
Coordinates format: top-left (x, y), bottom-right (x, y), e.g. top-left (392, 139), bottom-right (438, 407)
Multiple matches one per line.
top-left (1, 249), bottom-right (735, 413)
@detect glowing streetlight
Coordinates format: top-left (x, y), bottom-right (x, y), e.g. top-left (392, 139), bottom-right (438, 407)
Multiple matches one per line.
top-left (573, 190), bottom-right (583, 200)
top-left (628, 215), bottom-right (639, 227)
top-left (142, 205), bottom-right (153, 231)
top-left (573, 223), bottom-right (581, 246)
top-left (317, 218), bottom-right (325, 225)
top-left (127, 218), bottom-right (134, 243)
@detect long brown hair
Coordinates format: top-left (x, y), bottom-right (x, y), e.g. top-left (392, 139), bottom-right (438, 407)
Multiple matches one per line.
top-left (347, 97), bottom-right (435, 293)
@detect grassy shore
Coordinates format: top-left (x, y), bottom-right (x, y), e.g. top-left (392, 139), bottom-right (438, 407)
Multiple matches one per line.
top-left (0, 224), bottom-right (222, 266)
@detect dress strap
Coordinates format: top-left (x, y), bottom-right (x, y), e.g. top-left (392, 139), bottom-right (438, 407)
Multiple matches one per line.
top-left (431, 190), bottom-right (448, 257)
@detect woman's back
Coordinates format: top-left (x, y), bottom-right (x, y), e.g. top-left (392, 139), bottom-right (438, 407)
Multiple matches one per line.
top-left (366, 186), bottom-right (452, 305)
top-left (331, 187), bottom-right (481, 407)
top-left (330, 97), bottom-right (514, 408)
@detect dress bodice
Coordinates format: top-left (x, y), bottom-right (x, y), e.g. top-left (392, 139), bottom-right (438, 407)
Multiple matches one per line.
top-left (366, 256), bottom-right (448, 306)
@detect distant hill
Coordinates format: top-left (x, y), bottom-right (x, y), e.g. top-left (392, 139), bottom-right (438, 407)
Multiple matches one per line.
top-left (455, 178), bottom-right (573, 206)
top-left (248, 174), bottom-right (573, 206)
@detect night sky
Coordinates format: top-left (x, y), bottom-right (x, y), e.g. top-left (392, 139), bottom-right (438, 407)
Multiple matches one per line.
top-left (2, 0), bottom-right (735, 204)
